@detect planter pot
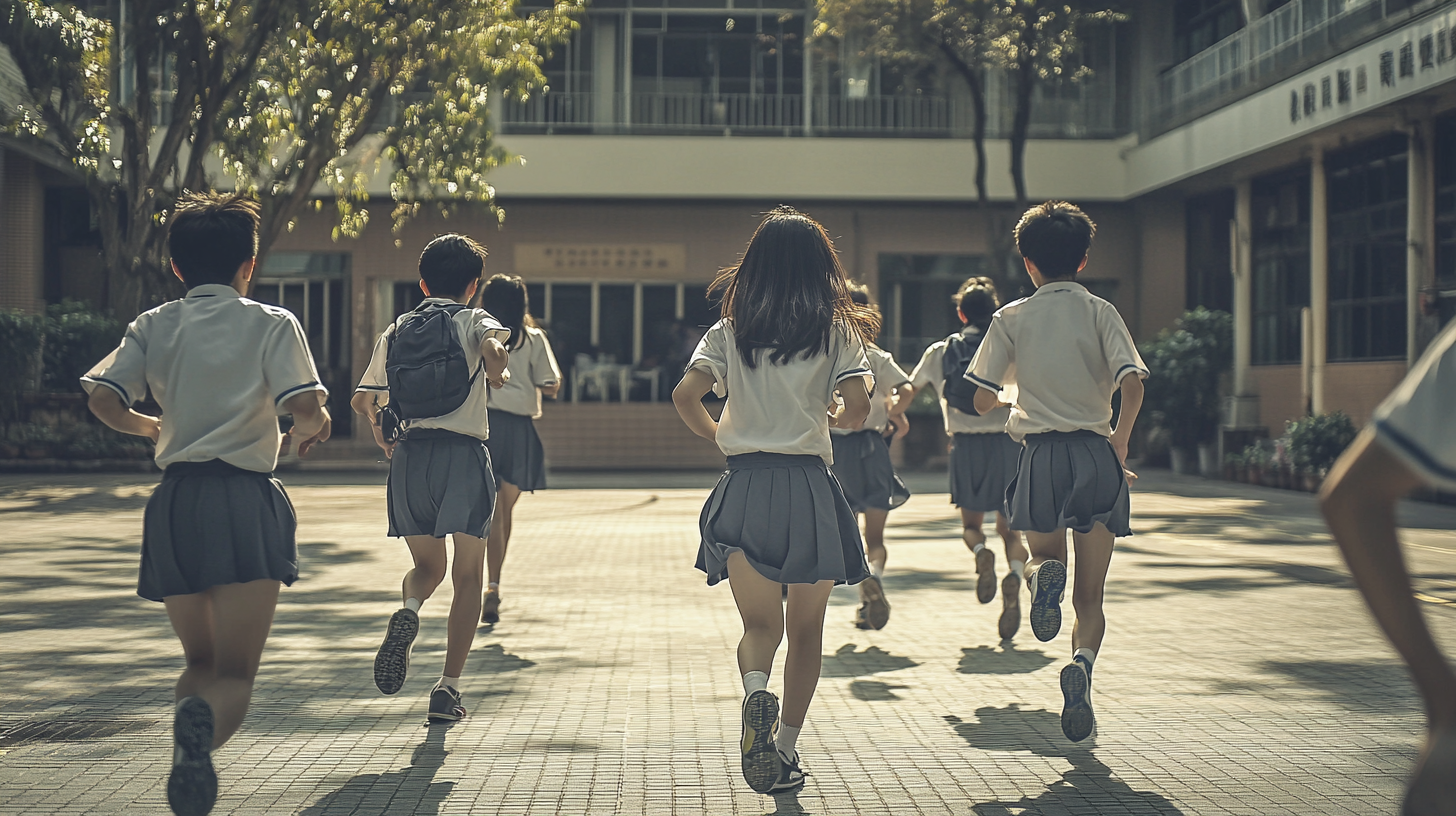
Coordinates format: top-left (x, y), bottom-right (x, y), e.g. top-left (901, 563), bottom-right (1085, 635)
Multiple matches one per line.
top-left (0, 444), bottom-right (18, 459)
top-left (1170, 447), bottom-right (1196, 475)
top-left (23, 446), bottom-right (49, 460)
top-left (1198, 444), bottom-right (1219, 478)
top-left (1303, 470), bottom-right (1322, 492)
top-left (1248, 466), bottom-right (1262, 485)
top-left (1223, 463), bottom-right (1237, 481)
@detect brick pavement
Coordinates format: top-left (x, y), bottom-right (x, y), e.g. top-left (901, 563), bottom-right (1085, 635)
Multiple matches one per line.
top-left (2, 470), bottom-right (1455, 815)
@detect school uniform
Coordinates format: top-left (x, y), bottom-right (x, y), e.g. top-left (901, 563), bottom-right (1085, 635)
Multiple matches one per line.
top-left (830, 344), bottom-right (911, 513)
top-left (484, 325), bottom-right (561, 492)
top-left (966, 281), bottom-right (1148, 536)
top-left (1370, 318), bottom-right (1456, 490)
top-left (910, 327), bottom-right (1024, 513)
top-left (690, 320), bottom-right (875, 587)
top-left (357, 299), bottom-right (511, 539)
top-left (80, 284), bottom-right (327, 601)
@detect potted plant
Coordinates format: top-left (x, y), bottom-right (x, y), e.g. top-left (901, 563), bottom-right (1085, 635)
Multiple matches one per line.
top-left (1140, 308), bottom-right (1233, 476)
top-left (1242, 443), bottom-right (1271, 485)
top-left (1286, 412), bottom-right (1358, 493)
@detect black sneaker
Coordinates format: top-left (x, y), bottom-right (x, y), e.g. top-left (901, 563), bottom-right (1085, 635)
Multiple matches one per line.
top-left (739, 689), bottom-right (779, 793)
top-left (374, 608), bottom-right (419, 695)
top-left (1060, 656), bottom-right (1095, 742)
top-left (1027, 560), bottom-right (1067, 642)
top-left (167, 696), bottom-right (217, 816)
top-left (768, 751), bottom-right (807, 793)
top-left (975, 547), bottom-right (997, 603)
top-left (481, 590), bottom-right (501, 624)
top-left (427, 684), bottom-right (466, 723)
top-left (998, 572), bottom-right (1022, 640)
top-left (859, 575), bottom-right (890, 630)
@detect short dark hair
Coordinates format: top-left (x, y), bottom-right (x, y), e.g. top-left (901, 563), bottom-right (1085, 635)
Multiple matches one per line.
top-left (168, 192), bottom-right (261, 287)
top-left (478, 274), bottom-right (538, 350)
top-left (1013, 201), bottom-right (1097, 279)
top-left (419, 234), bottom-right (487, 298)
top-left (954, 277), bottom-right (1001, 329)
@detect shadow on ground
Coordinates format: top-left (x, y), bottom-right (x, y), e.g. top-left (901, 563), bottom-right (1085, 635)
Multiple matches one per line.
top-left (300, 726), bottom-right (453, 816)
top-left (1210, 658), bottom-right (1418, 713)
top-left (820, 644), bottom-right (919, 678)
top-left (957, 644), bottom-right (1056, 675)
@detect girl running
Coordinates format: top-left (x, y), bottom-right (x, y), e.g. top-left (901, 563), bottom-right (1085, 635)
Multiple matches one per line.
top-left (479, 274), bottom-right (562, 624)
top-left (673, 206), bottom-right (878, 795)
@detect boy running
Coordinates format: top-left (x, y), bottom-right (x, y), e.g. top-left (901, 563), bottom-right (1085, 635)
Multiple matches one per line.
top-left (352, 234), bottom-right (510, 723)
top-left (966, 201), bottom-right (1147, 743)
top-left (1320, 318), bottom-right (1456, 816)
top-left (82, 192), bottom-right (332, 816)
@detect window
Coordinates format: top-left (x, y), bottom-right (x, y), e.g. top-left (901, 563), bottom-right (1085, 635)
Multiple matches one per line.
top-left (1251, 172), bottom-right (1310, 365)
top-left (1327, 134), bottom-right (1408, 361)
top-left (878, 254), bottom-right (1001, 364)
top-left (1173, 0), bottom-right (1243, 64)
top-left (1186, 190), bottom-right (1235, 313)
top-left (1436, 112), bottom-right (1456, 324)
top-left (254, 253), bottom-right (352, 435)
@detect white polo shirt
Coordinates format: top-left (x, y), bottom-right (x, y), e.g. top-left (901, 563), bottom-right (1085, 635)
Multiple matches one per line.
top-left (909, 328), bottom-right (1014, 435)
top-left (689, 320), bottom-right (873, 464)
top-left (356, 298), bottom-right (511, 440)
top-left (486, 326), bottom-right (562, 419)
top-left (1371, 318), bottom-right (1456, 491)
top-left (80, 284), bottom-right (327, 473)
top-left (966, 281), bottom-right (1147, 442)
top-left (832, 344), bottom-right (910, 436)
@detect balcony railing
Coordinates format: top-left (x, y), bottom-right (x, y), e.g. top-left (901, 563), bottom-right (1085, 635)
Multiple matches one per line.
top-left (1149, 0), bottom-right (1437, 136)
top-left (499, 81), bottom-right (1125, 139)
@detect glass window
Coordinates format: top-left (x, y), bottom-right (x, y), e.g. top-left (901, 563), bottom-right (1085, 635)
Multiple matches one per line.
top-left (549, 284), bottom-right (593, 399)
top-left (598, 284), bottom-right (636, 363)
top-left (1173, 0), bottom-right (1243, 64)
top-left (1435, 112), bottom-right (1456, 324)
top-left (877, 254), bottom-right (996, 364)
top-left (1250, 171), bottom-right (1310, 365)
top-left (252, 253), bottom-right (352, 435)
top-left (1327, 134), bottom-right (1408, 362)
top-left (1186, 190), bottom-right (1235, 313)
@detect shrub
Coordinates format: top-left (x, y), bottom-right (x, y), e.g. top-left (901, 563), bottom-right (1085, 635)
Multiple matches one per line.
top-left (1140, 308), bottom-right (1234, 450)
top-left (1286, 412), bottom-right (1358, 474)
top-left (0, 310), bottom-right (45, 425)
top-left (42, 300), bottom-right (125, 394)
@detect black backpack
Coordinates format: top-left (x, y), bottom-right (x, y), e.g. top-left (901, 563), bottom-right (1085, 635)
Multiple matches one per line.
top-left (379, 302), bottom-right (480, 439)
top-left (940, 329), bottom-right (984, 416)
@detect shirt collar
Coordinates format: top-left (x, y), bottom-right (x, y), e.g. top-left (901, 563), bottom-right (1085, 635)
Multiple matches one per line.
top-left (421, 297), bottom-right (464, 306)
top-left (186, 284), bottom-right (242, 299)
top-left (1033, 280), bottom-right (1087, 297)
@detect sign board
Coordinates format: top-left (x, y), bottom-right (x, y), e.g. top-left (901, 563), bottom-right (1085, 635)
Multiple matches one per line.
top-left (514, 244), bottom-right (688, 279)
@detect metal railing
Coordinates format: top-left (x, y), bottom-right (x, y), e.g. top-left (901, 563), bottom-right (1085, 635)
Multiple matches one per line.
top-left (1150, 0), bottom-right (1437, 136)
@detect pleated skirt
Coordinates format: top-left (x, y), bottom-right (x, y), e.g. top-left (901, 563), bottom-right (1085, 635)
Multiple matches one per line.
top-left (950, 432), bottom-right (1024, 513)
top-left (388, 429), bottom-right (498, 539)
top-left (1006, 430), bottom-right (1132, 536)
top-left (485, 408), bottom-right (547, 491)
top-left (697, 452), bottom-right (870, 587)
top-left (139, 460), bottom-right (298, 602)
top-left (830, 430), bottom-right (910, 513)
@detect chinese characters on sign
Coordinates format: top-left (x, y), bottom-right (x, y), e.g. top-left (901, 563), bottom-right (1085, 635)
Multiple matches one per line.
top-left (514, 244), bottom-right (689, 279)
top-left (1290, 27), bottom-right (1454, 125)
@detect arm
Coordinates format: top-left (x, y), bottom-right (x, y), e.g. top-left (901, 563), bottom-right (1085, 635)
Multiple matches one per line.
top-left (973, 386), bottom-right (1006, 417)
top-left (87, 388), bottom-right (161, 442)
top-left (481, 337), bottom-right (510, 389)
top-left (1110, 373), bottom-right (1144, 466)
top-left (282, 391), bottom-right (331, 457)
top-left (672, 368), bottom-right (719, 441)
top-left (887, 382), bottom-right (914, 439)
top-left (540, 382), bottom-right (561, 400)
top-left (351, 390), bottom-right (396, 458)
top-left (829, 375), bottom-right (872, 430)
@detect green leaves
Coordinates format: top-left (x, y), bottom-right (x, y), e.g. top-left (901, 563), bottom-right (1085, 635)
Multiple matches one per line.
top-left (1141, 307), bottom-right (1233, 449)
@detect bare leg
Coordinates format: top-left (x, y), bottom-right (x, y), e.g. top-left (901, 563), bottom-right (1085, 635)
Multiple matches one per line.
top-left (1069, 523), bottom-right (1116, 655)
top-left (487, 482), bottom-right (522, 587)
top-left (862, 509), bottom-right (889, 574)
top-left (444, 533), bottom-right (487, 679)
top-left (1023, 529), bottom-right (1068, 570)
top-left (782, 580), bottom-right (835, 728)
top-left (995, 512), bottom-right (1030, 566)
top-left (960, 509), bottom-right (988, 550)
top-left (403, 535), bottom-right (449, 605)
top-left (164, 579), bottom-right (281, 749)
top-left (727, 551), bottom-right (785, 677)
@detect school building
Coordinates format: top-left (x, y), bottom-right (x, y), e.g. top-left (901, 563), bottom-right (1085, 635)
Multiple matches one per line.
top-left (3, 0), bottom-right (1455, 469)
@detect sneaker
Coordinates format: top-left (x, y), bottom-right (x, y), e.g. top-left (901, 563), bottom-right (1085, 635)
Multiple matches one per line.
top-left (481, 590), bottom-right (501, 624)
top-left (1027, 560), bottom-right (1067, 642)
top-left (1405, 728), bottom-right (1456, 816)
top-left (1059, 656), bottom-right (1095, 742)
top-left (167, 696), bottom-right (217, 816)
top-left (740, 689), bottom-right (780, 793)
top-left (768, 751), bottom-right (807, 794)
top-left (427, 684), bottom-right (467, 723)
top-left (859, 575), bottom-right (891, 630)
top-left (998, 572), bottom-right (1022, 640)
top-left (852, 603), bottom-right (873, 630)
top-left (373, 607), bottom-right (419, 695)
top-left (974, 547), bottom-right (997, 603)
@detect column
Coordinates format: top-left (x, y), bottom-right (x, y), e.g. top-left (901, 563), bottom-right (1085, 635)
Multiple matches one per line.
top-left (1310, 145), bottom-right (1329, 415)
top-left (592, 15), bottom-right (619, 131)
top-left (1232, 179), bottom-right (1253, 397)
top-left (803, 5), bottom-right (815, 136)
top-left (1407, 116), bottom-right (1431, 366)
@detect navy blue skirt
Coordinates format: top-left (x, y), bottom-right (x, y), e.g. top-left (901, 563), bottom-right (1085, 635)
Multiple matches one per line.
top-left (485, 408), bottom-right (547, 491)
top-left (830, 430), bottom-right (910, 513)
top-left (1005, 430), bottom-right (1131, 536)
top-left (388, 429), bottom-right (498, 539)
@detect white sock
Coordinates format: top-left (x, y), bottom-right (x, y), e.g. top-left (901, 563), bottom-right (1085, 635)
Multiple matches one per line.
top-left (775, 722), bottom-right (801, 761)
top-left (1010, 560), bottom-right (1026, 578)
top-left (403, 597), bottom-right (422, 613)
top-left (971, 541), bottom-right (986, 554)
top-left (742, 671), bottom-right (769, 696)
top-left (1073, 648), bottom-right (1096, 670)
top-left (871, 562), bottom-right (885, 579)
top-left (438, 674), bottom-right (461, 691)
top-left (487, 582), bottom-right (500, 591)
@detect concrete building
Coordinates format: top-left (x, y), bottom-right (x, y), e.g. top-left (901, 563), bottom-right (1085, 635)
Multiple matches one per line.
top-left (5, 0), bottom-right (1455, 468)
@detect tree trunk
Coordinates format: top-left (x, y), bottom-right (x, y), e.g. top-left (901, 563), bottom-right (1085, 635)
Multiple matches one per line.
top-left (1009, 56), bottom-right (1036, 212)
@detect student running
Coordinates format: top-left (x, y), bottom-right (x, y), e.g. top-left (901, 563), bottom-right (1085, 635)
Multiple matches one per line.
top-left (910, 277), bottom-right (1030, 640)
top-left (478, 274), bottom-right (562, 624)
top-left (352, 234), bottom-right (511, 724)
top-left (1320, 318), bottom-right (1456, 816)
top-left (82, 192), bottom-right (332, 816)
top-left (673, 206), bottom-right (878, 795)
top-left (966, 201), bottom-right (1147, 743)
top-left (830, 282), bottom-right (913, 631)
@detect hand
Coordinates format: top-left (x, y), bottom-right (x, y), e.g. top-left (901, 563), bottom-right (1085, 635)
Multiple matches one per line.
top-left (145, 417), bottom-right (162, 444)
top-left (370, 421), bottom-right (396, 460)
top-left (1123, 466), bottom-right (1139, 484)
top-left (487, 368), bottom-right (510, 389)
top-left (287, 413), bottom-right (332, 458)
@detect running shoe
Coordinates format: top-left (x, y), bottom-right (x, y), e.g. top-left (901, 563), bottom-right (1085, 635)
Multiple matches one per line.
top-left (768, 751), bottom-right (807, 794)
top-left (739, 689), bottom-right (780, 793)
top-left (852, 603), bottom-right (873, 630)
top-left (373, 607), bottom-right (419, 695)
top-left (427, 684), bottom-right (467, 723)
top-left (860, 575), bottom-right (891, 630)
top-left (167, 696), bottom-right (217, 816)
top-left (481, 590), bottom-right (501, 624)
top-left (998, 572), bottom-right (1022, 640)
top-left (1027, 560), bottom-right (1067, 642)
top-left (1059, 655), bottom-right (1095, 742)
top-left (1404, 728), bottom-right (1456, 816)
top-left (974, 547), bottom-right (997, 603)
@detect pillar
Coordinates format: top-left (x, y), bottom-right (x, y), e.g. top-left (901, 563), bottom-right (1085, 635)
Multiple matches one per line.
top-left (1233, 179), bottom-right (1253, 397)
top-left (1407, 116), bottom-right (1432, 366)
top-left (1310, 145), bottom-right (1328, 415)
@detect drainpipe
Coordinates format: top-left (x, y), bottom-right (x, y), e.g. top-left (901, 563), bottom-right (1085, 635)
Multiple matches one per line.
top-left (1309, 144), bottom-right (1328, 415)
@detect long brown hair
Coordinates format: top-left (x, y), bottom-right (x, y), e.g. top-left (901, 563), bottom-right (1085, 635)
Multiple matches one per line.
top-left (479, 274), bottom-right (539, 350)
top-left (710, 207), bottom-right (879, 368)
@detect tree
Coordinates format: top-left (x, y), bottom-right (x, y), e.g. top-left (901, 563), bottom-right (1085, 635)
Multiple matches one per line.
top-left (0, 0), bottom-right (581, 317)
